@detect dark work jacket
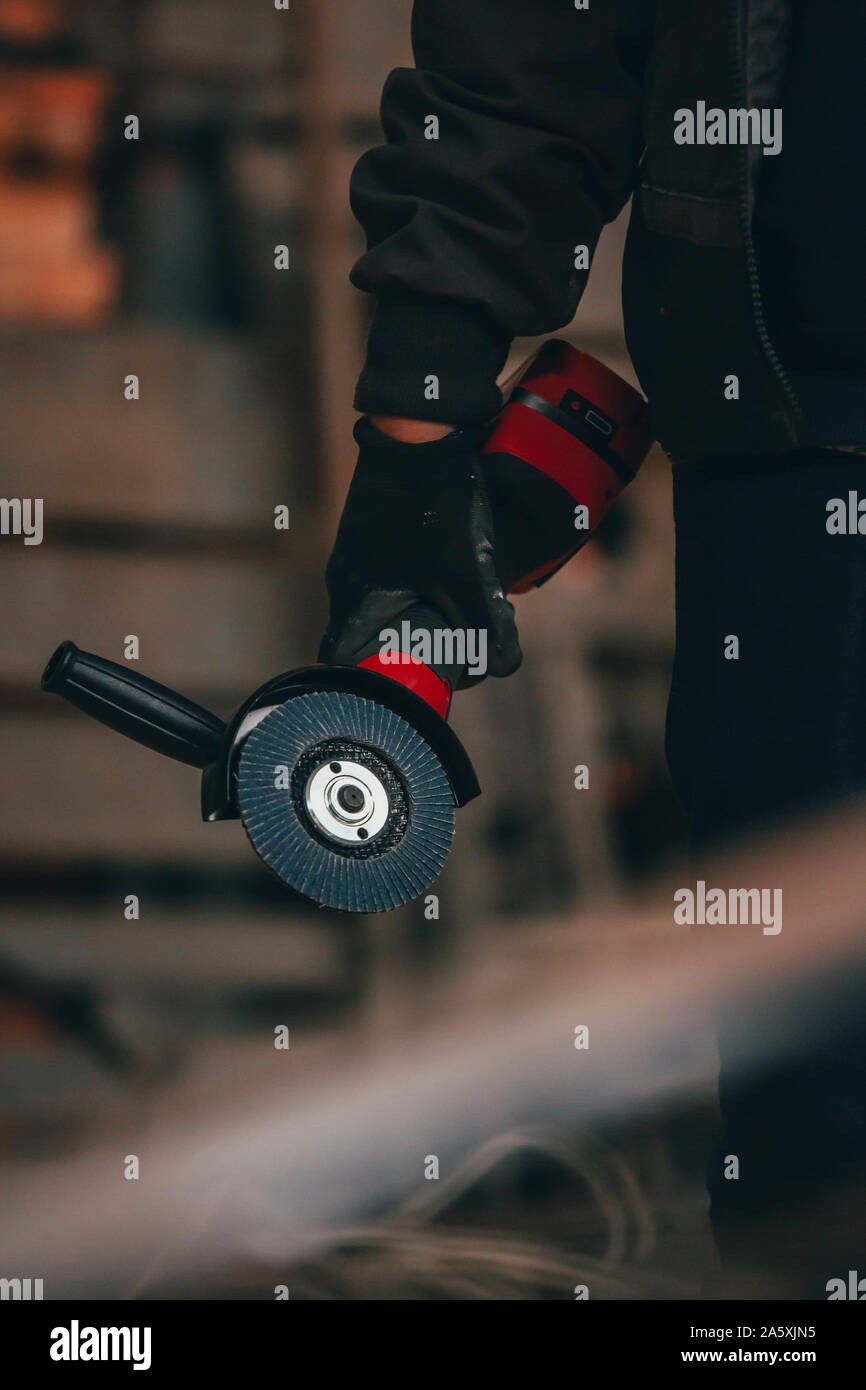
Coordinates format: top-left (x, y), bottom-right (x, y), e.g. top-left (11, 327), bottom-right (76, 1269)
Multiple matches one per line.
top-left (349, 0), bottom-right (844, 456)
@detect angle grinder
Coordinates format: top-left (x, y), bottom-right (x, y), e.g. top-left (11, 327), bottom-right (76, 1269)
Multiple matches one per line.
top-left (42, 340), bottom-right (652, 912)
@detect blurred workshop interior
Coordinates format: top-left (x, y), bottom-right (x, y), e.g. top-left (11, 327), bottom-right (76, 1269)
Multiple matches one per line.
top-left (0, 1), bottom-right (715, 1298)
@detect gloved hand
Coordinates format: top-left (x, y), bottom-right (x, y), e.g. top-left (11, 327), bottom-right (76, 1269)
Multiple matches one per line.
top-left (318, 416), bottom-right (521, 681)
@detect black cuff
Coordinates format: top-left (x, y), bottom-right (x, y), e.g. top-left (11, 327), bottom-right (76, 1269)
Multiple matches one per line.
top-left (354, 292), bottom-right (512, 427)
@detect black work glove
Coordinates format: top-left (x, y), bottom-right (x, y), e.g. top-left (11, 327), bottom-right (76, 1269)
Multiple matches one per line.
top-left (318, 417), bottom-right (521, 681)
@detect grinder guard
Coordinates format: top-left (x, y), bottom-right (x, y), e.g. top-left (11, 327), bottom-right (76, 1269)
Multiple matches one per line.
top-left (201, 660), bottom-right (481, 823)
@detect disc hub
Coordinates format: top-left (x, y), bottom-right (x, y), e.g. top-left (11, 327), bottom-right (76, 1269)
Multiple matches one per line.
top-left (303, 758), bottom-right (390, 844)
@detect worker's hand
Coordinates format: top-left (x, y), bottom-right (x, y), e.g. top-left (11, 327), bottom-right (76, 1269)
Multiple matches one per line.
top-left (318, 415), bottom-right (522, 680)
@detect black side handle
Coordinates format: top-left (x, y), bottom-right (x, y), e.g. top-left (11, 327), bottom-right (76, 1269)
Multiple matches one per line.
top-left (42, 641), bottom-right (226, 769)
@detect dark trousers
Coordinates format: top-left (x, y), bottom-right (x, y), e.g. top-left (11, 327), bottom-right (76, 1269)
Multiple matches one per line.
top-left (666, 448), bottom-right (866, 1294)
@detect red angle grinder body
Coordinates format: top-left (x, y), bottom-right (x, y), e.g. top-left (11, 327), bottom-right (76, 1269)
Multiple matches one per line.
top-left (42, 341), bottom-right (652, 912)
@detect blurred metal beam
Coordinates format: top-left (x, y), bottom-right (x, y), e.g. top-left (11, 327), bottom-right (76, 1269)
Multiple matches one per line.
top-left (301, 0), bottom-right (364, 528)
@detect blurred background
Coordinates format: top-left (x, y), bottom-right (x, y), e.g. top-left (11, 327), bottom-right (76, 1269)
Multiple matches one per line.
top-left (0, 0), bottom-right (709, 1298)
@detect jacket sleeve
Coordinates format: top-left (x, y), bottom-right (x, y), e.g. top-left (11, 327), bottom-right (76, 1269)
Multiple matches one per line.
top-left (350, 0), bottom-right (655, 425)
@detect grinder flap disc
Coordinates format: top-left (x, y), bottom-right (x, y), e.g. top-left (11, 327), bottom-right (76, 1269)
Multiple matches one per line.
top-left (237, 690), bottom-right (455, 913)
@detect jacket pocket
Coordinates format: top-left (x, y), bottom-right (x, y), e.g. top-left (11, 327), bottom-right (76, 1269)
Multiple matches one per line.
top-left (640, 182), bottom-right (741, 250)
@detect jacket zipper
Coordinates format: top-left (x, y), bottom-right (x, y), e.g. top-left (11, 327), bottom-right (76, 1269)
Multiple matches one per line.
top-left (729, 0), bottom-right (801, 426)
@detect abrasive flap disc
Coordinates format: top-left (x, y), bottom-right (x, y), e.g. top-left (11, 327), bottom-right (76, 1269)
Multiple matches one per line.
top-left (237, 690), bottom-right (455, 912)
